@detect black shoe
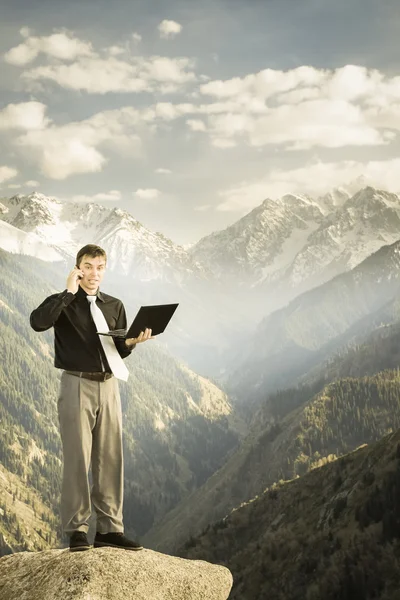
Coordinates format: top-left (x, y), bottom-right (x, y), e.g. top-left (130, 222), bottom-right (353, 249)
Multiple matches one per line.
top-left (93, 531), bottom-right (143, 551)
top-left (69, 531), bottom-right (91, 552)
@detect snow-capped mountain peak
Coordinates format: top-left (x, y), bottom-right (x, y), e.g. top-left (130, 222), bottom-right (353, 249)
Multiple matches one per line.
top-left (0, 193), bottom-right (205, 281)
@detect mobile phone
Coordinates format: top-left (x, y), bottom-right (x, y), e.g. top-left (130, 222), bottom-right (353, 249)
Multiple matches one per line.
top-left (76, 266), bottom-right (83, 279)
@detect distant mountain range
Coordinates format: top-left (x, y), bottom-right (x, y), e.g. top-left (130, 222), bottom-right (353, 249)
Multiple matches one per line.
top-left (190, 187), bottom-right (400, 313)
top-left (1, 185), bottom-right (400, 377)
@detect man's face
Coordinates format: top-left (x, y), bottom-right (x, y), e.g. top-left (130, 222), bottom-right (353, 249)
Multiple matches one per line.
top-left (77, 255), bottom-right (106, 292)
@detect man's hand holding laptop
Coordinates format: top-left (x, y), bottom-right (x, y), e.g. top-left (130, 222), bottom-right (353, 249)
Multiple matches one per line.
top-left (125, 328), bottom-right (155, 348)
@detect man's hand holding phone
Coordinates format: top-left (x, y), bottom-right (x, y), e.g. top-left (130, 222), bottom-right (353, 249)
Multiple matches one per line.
top-left (66, 267), bottom-right (85, 294)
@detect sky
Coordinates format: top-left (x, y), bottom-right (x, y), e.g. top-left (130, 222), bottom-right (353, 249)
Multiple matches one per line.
top-left (0, 0), bottom-right (400, 245)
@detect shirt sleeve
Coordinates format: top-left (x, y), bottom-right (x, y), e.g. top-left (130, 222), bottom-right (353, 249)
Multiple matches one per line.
top-left (30, 289), bottom-right (76, 332)
top-left (114, 302), bottom-right (136, 359)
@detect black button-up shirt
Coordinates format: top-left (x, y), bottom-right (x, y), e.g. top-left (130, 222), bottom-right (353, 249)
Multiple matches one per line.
top-left (30, 284), bottom-right (135, 372)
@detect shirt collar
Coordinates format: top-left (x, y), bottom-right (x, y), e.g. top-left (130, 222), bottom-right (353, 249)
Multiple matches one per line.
top-left (77, 285), bottom-right (105, 302)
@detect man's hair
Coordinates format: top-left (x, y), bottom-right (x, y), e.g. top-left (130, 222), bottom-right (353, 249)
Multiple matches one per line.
top-left (76, 244), bottom-right (107, 267)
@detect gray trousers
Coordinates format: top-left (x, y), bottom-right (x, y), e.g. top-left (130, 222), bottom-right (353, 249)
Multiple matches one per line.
top-left (57, 371), bottom-right (124, 536)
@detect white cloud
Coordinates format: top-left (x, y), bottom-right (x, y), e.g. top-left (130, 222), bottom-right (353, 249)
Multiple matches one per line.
top-left (158, 20), bottom-right (182, 39)
top-left (20, 27), bottom-right (31, 39)
top-left (22, 55), bottom-right (196, 94)
top-left (188, 65), bottom-right (400, 150)
top-left (24, 180), bottom-right (40, 186)
top-left (132, 33), bottom-right (142, 44)
top-left (186, 119), bottom-right (206, 132)
top-left (9, 104), bottom-right (143, 179)
top-left (217, 158), bottom-right (400, 211)
top-left (107, 46), bottom-right (125, 57)
top-left (71, 190), bottom-right (121, 203)
top-left (0, 166), bottom-right (18, 184)
top-left (4, 31), bottom-right (94, 66)
top-left (155, 168), bottom-right (172, 174)
top-left (8, 183), bottom-right (21, 189)
top-left (5, 29), bottom-right (195, 94)
top-left (134, 188), bottom-right (160, 199)
top-left (246, 99), bottom-right (388, 149)
top-left (0, 101), bottom-right (49, 130)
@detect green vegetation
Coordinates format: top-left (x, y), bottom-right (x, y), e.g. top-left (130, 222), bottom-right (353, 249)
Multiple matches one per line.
top-left (181, 429), bottom-right (400, 599)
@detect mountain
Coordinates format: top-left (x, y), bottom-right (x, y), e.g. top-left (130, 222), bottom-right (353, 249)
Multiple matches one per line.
top-left (0, 220), bottom-right (63, 261)
top-left (227, 236), bottom-right (400, 406)
top-left (144, 366), bottom-right (400, 553)
top-left (190, 186), bottom-right (400, 317)
top-left (0, 192), bottom-right (252, 376)
top-left (180, 425), bottom-right (400, 600)
top-left (0, 192), bottom-right (205, 281)
top-left (0, 248), bottom-right (244, 552)
top-left (2, 186), bottom-right (400, 377)
top-left (280, 187), bottom-right (400, 294)
top-left (189, 194), bottom-right (325, 287)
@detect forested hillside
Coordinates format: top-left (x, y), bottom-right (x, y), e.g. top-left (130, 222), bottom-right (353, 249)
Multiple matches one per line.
top-left (145, 367), bottom-right (400, 552)
top-left (180, 427), bottom-right (400, 599)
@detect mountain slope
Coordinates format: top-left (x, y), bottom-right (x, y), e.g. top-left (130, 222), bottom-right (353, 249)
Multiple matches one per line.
top-left (227, 237), bottom-right (400, 404)
top-left (180, 426), bottom-right (400, 600)
top-left (144, 367), bottom-right (400, 553)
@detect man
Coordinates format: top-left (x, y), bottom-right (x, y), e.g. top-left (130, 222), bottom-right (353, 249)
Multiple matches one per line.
top-left (30, 244), bottom-right (153, 552)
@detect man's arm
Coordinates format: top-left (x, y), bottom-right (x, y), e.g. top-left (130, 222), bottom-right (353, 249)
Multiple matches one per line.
top-left (113, 302), bottom-right (136, 359)
top-left (30, 290), bottom-right (75, 332)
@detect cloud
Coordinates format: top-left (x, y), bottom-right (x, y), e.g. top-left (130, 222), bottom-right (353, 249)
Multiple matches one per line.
top-left (155, 168), bottom-right (172, 174)
top-left (20, 27), bottom-right (31, 39)
top-left (158, 20), bottom-right (182, 39)
top-left (216, 158), bottom-right (400, 211)
top-left (9, 104), bottom-right (143, 179)
top-left (0, 166), bottom-right (18, 184)
top-left (24, 180), bottom-right (39, 186)
top-left (71, 190), bottom-right (121, 203)
top-left (5, 29), bottom-right (195, 94)
top-left (185, 65), bottom-right (400, 150)
top-left (8, 183), bottom-right (21, 189)
top-left (134, 188), bottom-right (160, 199)
top-left (21, 55), bottom-right (196, 94)
top-left (186, 119), bottom-right (206, 132)
top-left (0, 101), bottom-right (49, 130)
top-left (107, 46), bottom-right (125, 57)
top-left (4, 30), bottom-right (94, 66)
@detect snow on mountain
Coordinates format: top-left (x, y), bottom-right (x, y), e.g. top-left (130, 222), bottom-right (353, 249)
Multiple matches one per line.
top-left (0, 220), bottom-right (63, 261)
top-left (317, 187), bottom-right (352, 214)
top-left (0, 193), bottom-right (206, 282)
top-left (189, 184), bottom-right (400, 298)
top-left (2, 186), bottom-right (400, 313)
top-left (285, 187), bottom-right (400, 291)
top-left (189, 194), bottom-right (325, 285)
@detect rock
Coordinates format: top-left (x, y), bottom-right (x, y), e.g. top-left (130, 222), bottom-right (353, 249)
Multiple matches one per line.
top-left (0, 547), bottom-right (233, 600)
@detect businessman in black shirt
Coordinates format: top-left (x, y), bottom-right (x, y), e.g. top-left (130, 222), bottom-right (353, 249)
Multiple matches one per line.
top-left (30, 244), bottom-right (153, 552)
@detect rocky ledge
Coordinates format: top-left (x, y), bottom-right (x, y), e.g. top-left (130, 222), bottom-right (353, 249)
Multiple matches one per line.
top-left (0, 546), bottom-right (233, 600)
